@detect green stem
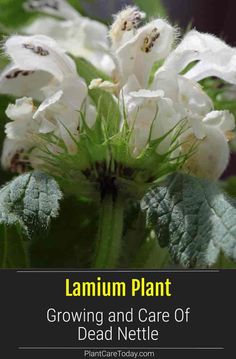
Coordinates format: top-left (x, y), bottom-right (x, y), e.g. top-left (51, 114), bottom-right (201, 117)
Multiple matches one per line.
top-left (131, 235), bottom-right (170, 269)
top-left (93, 194), bottom-right (124, 268)
top-left (2, 225), bottom-right (8, 268)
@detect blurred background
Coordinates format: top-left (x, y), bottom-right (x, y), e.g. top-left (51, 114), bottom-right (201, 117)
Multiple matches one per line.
top-left (83, 0), bottom-right (236, 47)
top-left (76, 0), bottom-right (236, 47)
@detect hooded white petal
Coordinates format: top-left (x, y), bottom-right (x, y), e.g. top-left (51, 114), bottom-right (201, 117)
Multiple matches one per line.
top-left (24, 0), bottom-right (79, 20)
top-left (116, 19), bottom-right (175, 87)
top-left (164, 30), bottom-right (236, 84)
top-left (4, 35), bottom-right (77, 82)
top-left (110, 6), bottom-right (146, 50)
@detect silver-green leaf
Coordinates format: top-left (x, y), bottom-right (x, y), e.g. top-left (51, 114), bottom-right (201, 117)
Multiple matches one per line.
top-left (0, 171), bottom-right (63, 237)
top-left (141, 173), bottom-right (236, 268)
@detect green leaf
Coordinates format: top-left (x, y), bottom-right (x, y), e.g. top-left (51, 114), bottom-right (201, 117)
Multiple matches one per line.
top-left (135, 0), bottom-right (167, 18)
top-left (0, 224), bottom-right (29, 268)
top-left (213, 252), bottom-right (236, 269)
top-left (29, 196), bottom-right (98, 268)
top-left (222, 176), bottom-right (236, 198)
top-left (0, 171), bottom-right (63, 237)
top-left (0, 0), bottom-right (37, 29)
top-left (141, 173), bottom-right (236, 268)
top-left (74, 57), bottom-right (120, 135)
top-left (67, 0), bottom-right (86, 15)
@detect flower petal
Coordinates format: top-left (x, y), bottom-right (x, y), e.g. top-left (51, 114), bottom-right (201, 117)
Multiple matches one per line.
top-left (6, 97), bottom-right (35, 121)
top-left (152, 69), bottom-right (179, 102)
top-left (33, 90), bottom-right (64, 121)
top-left (153, 70), bottom-right (212, 139)
top-left (60, 77), bottom-right (88, 109)
top-left (4, 35), bottom-right (77, 82)
top-left (203, 110), bottom-right (235, 133)
top-left (185, 51), bottom-right (236, 84)
top-left (22, 10), bottom-right (114, 74)
top-left (178, 76), bottom-right (213, 120)
top-left (5, 97), bottom-right (39, 140)
top-left (116, 19), bottom-right (175, 87)
top-left (110, 6), bottom-right (146, 50)
top-left (164, 30), bottom-right (236, 84)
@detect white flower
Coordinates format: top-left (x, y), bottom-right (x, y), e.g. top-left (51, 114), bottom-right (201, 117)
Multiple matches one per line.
top-left (23, 0), bottom-right (115, 74)
top-left (33, 90), bottom-right (83, 152)
top-left (1, 33), bottom-right (91, 98)
top-left (106, 7), bottom-right (236, 178)
top-left (4, 34), bottom-right (77, 81)
top-left (1, 34), bottom-right (91, 116)
top-left (1, 5), bottom-right (236, 181)
top-left (114, 17), bottom-right (175, 88)
top-left (153, 70), bottom-right (213, 139)
top-left (0, 34), bottom-right (82, 99)
top-left (1, 34), bottom-right (97, 171)
top-left (121, 75), bottom-right (182, 155)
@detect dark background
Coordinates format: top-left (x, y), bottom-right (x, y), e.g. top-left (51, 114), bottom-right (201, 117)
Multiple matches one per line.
top-left (1, 270), bottom-right (233, 358)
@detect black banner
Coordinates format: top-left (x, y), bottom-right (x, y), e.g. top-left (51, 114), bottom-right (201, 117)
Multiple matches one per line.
top-left (0, 269), bottom-right (234, 358)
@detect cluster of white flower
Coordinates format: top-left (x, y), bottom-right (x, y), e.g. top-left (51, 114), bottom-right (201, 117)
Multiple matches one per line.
top-left (0, 0), bottom-right (235, 180)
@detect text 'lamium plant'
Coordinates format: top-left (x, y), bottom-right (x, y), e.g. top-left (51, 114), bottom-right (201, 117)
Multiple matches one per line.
top-left (0, 0), bottom-right (236, 268)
